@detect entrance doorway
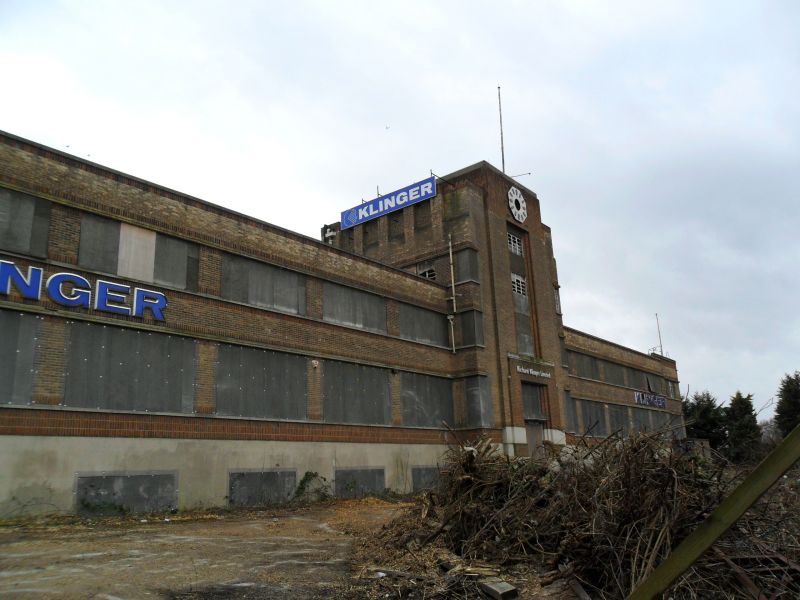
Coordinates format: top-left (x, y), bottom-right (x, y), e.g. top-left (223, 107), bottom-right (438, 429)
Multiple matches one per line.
top-left (526, 420), bottom-right (545, 457)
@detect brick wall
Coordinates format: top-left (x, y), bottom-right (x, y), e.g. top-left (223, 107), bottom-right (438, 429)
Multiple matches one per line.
top-left (0, 132), bottom-right (680, 453)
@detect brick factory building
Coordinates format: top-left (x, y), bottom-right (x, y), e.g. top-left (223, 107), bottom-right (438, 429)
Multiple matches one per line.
top-left (0, 131), bottom-right (683, 515)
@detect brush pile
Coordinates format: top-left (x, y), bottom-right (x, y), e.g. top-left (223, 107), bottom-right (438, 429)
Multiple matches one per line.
top-left (357, 432), bottom-right (800, 599)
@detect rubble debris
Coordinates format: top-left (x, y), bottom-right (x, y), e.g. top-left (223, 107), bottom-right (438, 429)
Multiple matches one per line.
top-left (353, 432), bottom-right (800, 599)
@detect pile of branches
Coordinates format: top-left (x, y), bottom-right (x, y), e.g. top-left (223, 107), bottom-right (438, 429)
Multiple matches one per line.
top-left (377, 432), bottom-right (800, 599)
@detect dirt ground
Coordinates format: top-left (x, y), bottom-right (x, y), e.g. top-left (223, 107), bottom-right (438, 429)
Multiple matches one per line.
top-left (0, 499), bottom-right (405, 599)
top-left (0, 499), bottom-right (574, 599)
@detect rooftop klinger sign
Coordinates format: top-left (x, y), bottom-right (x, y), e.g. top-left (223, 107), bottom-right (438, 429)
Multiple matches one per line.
top-left (340, 176), bottom-right (436, 229)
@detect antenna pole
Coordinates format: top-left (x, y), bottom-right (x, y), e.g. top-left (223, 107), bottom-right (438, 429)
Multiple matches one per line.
top-left (498, 85), bottom-right (505, 173)
top-left (656, 313), bottom-right (664, 355)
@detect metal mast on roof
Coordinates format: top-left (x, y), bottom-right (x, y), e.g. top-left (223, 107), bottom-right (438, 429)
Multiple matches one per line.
top-left (656, 313), bottom-right (664, 355)
top-left (498, 85), bottom-right (505, 173)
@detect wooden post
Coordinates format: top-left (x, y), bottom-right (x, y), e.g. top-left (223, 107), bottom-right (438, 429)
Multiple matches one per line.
top-left (629, 423), bottom-right (800, 599)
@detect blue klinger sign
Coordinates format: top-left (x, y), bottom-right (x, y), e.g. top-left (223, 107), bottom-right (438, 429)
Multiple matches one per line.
top-left (0, 260), bottom-right (168, 321)
top-left (340, 176), bottom-right (436, 230)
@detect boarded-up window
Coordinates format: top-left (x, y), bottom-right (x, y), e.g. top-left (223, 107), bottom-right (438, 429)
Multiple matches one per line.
top-left (459, 310), bottom-right (484, 347)
top-left (399, 303), bottom-right (448, 347)
top-left (669, 414), bottom-right (687, 438)
top-left (455, 248), bottom-right (480, 283)
top-left (574, 353), bottom-right (600, 380)
top-left (340, 228), bottom-right (355, 252)
top-left (154, 234), bottom-right (199, 290)
top-left (335, 468), bottom-right (385, 498)
top-left (412, 466), bottom-right (439, 492)
top-left (323, 360), bottom-right (391, 425)
top-left (0, 310), bottom-right (39, 405)
top-left (516, 313), bottom-right (534, 356)
top-left (565, 391), bottom-right (578, 433)
top-left (322, 282), bottom-right (386, 333)
top-left (632, 407), bottom-right (653, 432)
top-left (79, 213), bottom-right (120, 274)
top-left (608, 403), bottom-right (630, 436)
top-left (76, 473), bottom-right (177, 514)
top-left (363, 219), bottom-right (379, 246)
top-left (388, 212), bottom-right (404, 240)
top-left (228, 470), bottom-right (296, 506)
top-left (414, 202), bottom-right (431, 229)
top-left (0, 188), bottom-right (50, 257)
top-left (647, 373), bottom-right (665, 395)
top-left (401, 372), bottom-right (453, 427)
top-left (464, 376), bottom-right (493, 428)
top-left (651, 410), bottom-right (669, 430)
top-left (118, 223), bottom-right (156, 281)
top-left (580, 399), bottom-right (608, 437)
top-left (603, 361), bottom-right (626, 386)
top-left (215, 344), bottom-right (307, 419)
top-left (78, 213), bottom-right (199, 290)
top-left (627, 368), bottom-right (647, 391)
top-left (64, 321), bottom-right (197, 413)
top-left (522, 383), bottom-right (546, 420)
top-left (443, 192), bottom-right (469, 221)
top-left (221, 254), bottom-right (306, 315)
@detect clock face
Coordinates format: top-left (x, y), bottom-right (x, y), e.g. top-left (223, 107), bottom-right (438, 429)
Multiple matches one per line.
top-left (508, 186), bottom-right (527, 223)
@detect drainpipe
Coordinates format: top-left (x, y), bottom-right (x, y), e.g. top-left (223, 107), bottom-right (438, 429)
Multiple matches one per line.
top-left (448, 234), bottom-right (457, 353)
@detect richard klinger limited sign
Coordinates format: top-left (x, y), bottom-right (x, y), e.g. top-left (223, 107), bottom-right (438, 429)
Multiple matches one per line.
top-left (340, 176), bottom-right (436, 229)
top-left (516, 365), bottom-right (552, 379)
top-left (0, 260), bottom-right (168, 321)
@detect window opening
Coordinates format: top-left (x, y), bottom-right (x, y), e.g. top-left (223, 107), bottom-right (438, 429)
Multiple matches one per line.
top-left (417, 260), bottom-right (436, 281)
top-left (511, 273), bottom-right (527, 296)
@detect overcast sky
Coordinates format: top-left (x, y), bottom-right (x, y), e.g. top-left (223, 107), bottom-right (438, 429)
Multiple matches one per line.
top-left (1, 0), bottom-right (797, 416)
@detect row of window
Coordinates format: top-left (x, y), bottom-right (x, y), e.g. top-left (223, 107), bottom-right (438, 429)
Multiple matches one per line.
top-left (564, 349), bottom-right (678, 398)
top-left (0, 189), bottom-right (472, 348)
top-left (356, 192), bottom-right (472, 251)
top-left (564, 393), bottom-right (685, 438)
top-left (77, 465), bottom-right (439, 513)
top-left (508, 224), bottom-right (535, 357)
top-left (79, 214), bottom-right (200, 292)
top-left (2, 311), bottom-right (495, 428)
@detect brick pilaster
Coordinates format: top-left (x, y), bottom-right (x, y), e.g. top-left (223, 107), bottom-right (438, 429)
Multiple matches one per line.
top-left (386, 300), bottom-right (400, 337)
top-left (198, 247), bottom-right (222, 296)
top-left (194, 341), bottom-right (218, 414)
top-left (307, 358), bottom-right (322, 420)
top-left (306, 278), bottom-right (323, 320)
top-left (32, 316), bottom-right (66, 406)
top-left (48, 204), bottom-right (81, 265)
top-left (391, 371), bottom-right (402, 426)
